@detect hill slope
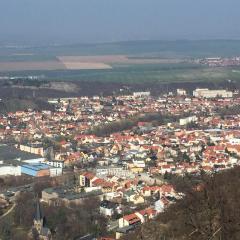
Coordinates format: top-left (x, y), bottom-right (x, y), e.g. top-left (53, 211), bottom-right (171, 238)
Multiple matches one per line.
top-left (126, 167), bottom-right (240, 240)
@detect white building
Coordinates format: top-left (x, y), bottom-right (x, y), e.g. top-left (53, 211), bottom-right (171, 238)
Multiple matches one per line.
top-left (0, 165), bottom-right (21, 176)
top-left (45, 160), bottom-right (64, 169)
top-left (193, 88), bottom-right (233, 98)
top-left (0, 156), bottom-right (45, 177)
top-left (100, 200), bottom-right (120, 217)
top-left (132, 159), bottom-right (146, 168)
top-left (96, 166), bottom-right (135, 178)
top-left (179, 116), bottom-right (197, 126)
top-left (177, 89), bottom-right (187, 96)
top-left (133, 92), bottom-right (150, 98)
top-left (154, 199), bottom-right (165, 213)
top-left (49, 167), bottom-right (62, 177)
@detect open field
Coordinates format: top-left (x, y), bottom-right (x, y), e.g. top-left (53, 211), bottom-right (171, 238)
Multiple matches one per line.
top-left (2, 64), bottom-right (239, 84)
top-left (1, 40), bottom-right (240, 85)
top-left (60, 61), bottom-right (112, 70)
top-left (0, 55), bottom-right (185, 72)
top-left (58, 55), bottom-right (184, 64)
top-left (58, 55), bottom-right (184, 70)
top-left (0, 60), bottom-right (65, 71)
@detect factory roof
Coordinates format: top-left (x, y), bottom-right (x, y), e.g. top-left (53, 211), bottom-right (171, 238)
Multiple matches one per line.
top-left (21, 163), bottom-right (50, 171)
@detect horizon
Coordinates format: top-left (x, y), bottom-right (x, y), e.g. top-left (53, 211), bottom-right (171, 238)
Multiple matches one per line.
top-left (1, 0), bottom-right (239, 45)
top-left (2, 38), bottom-right (240, 48)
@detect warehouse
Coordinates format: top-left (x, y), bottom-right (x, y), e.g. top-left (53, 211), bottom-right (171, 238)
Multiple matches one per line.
top-left (0, 164), bottom-right (21, 176)
top-left (0, 144), bottom-right (45, 176)
top-left (21, 163), bottom-right (62, 177)
top-left (21, 163), bottom-right (50, 177)
top-left (193, 88), bottom-right (233, 98)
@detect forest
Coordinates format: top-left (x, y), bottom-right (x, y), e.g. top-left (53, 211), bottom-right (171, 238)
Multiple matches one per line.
top-left (125, 167), bottom-right (240, 240)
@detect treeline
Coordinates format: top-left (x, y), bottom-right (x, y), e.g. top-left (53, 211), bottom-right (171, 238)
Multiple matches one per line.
top-left (88, 112), bottom-right (181, 137)
top-left (125, 167), bottom-right (240, 240)
top-left (0, 98), bottom-right (54, 114)
top-left (3, 79), bottom-right (49, 88)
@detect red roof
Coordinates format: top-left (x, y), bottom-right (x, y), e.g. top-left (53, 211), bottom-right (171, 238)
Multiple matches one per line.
top-left (83, 172), bottom-right (95, 180)
top-left (161, 184), bottom-right (174, 193)
top-left (123, 213), bottom-right (141, 224)
top-left (92, 178), bottom-right (114, 188)
top-left (138, 208), bottom-right (157, 217)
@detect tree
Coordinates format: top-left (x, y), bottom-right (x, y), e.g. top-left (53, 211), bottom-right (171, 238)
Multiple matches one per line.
top-left (33, 177), bottom-right (52, 197)
top-left (13, 192), bottom-right (35, 228)
top-left (182, 152), bottom-right (191, 162)
top-left (126, 167), bottom-right (240, 240)
top-left (0, 221), bottom-right (12, 240)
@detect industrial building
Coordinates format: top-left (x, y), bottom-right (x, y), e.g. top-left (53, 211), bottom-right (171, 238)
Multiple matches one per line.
top-left (21, 164), bottom-right (50, 177)
top-left (0, 164), bottom-right (21, 176)
top-left (193, 88), bottom-right (233, 98)
top-left (21, 163), bottom-right (62, 177)
top-left (0, 144), bottom-right (44, 176)
top-left (0, 144), bottom-right (62, 177)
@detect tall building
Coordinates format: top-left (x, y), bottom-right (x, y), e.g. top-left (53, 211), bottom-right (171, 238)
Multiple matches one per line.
top-left (32, 198), bottom-right (52, 240)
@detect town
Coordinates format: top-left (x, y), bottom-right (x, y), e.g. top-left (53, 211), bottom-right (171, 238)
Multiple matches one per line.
top-left (0, 87), bottom-right (240, 239)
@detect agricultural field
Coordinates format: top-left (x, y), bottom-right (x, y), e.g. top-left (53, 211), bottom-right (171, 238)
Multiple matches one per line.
top-left (0, 54), bottom-right (185, 72)
top-left (1, 40), bottom-right (240, 85)
top-left (58, 55), bottom-right (183, 65)
top-left (2, 63), bottom-right (240, 84)
top-left (0, 60), bottom-right (65, 71)
top-left (2, 64), bottom-right (240, 84)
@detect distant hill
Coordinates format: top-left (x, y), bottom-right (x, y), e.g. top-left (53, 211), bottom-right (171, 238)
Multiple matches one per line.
top-left (2, 40), bottom-right (240, 59)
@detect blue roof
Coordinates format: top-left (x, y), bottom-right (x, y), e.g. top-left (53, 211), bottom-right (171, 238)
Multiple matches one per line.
top-left (21, 163), bottom-right (50, 171)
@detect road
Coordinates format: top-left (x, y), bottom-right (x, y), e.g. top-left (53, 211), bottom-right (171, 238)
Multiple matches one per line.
top-left (0, 203), bottom-right (16, 220)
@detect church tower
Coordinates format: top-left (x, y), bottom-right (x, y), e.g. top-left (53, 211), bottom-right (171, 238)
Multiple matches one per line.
top-left (32, 197), bottom-right (51, 240)
top-left (33, 198), bottom-right (44, 233)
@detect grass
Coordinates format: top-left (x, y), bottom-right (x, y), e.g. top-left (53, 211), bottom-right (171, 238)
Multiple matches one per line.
top-left (0, 54), bottom-right (58, 62)
top-left (4, 63), bottom-right (240, 84)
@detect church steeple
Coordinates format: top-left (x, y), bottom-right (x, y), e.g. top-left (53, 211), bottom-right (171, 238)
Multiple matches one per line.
top-left (33, 197), bottom-right (44, 233)
top-left (32, 197), bottom-right (51, 240)
top-left (35, 197), bottom-right (43, 221)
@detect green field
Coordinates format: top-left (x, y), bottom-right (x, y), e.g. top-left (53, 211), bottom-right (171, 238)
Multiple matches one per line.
top-left (1, 40), bottom-right (240, 84)
top-left (3, 64), bottom-right (240, 84)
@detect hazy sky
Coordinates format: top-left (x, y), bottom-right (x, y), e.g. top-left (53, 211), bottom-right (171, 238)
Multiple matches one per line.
top-left (0, 0), bottom-right (239, 44)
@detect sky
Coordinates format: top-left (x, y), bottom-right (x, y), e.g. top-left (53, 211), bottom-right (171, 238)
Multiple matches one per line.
top-left (0, 0), bottom-right (239, 45)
